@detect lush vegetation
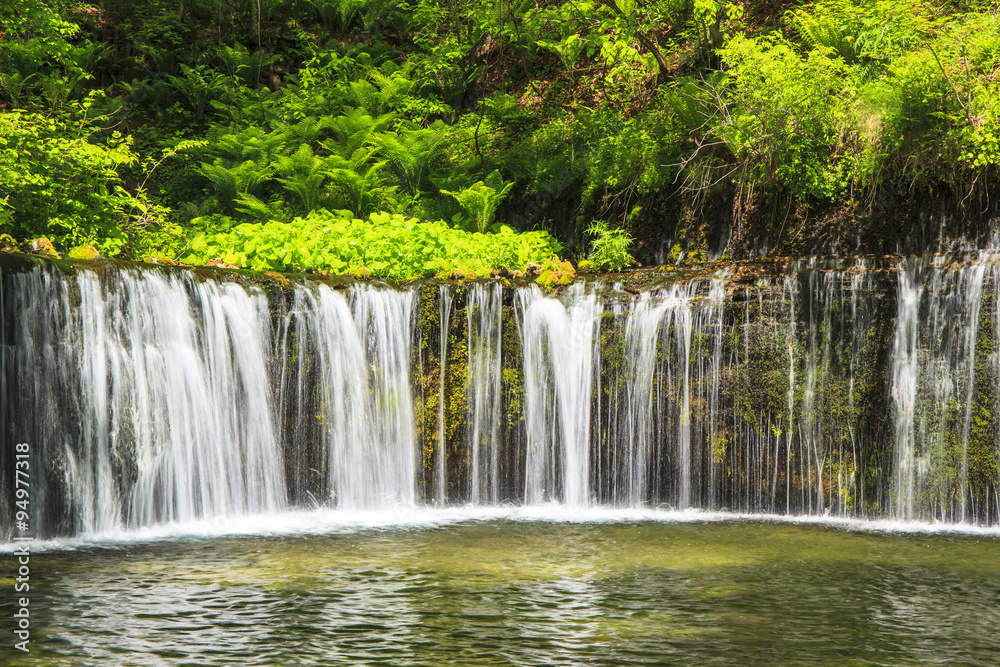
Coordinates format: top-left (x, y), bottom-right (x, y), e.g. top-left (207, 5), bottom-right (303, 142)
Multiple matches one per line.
top-left (1, 0), bottom-right (998, 275)
top-left (186, 210), bottom-right (562, 278)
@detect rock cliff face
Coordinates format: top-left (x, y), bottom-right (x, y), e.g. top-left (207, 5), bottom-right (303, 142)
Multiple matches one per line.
top-left (2, 252), bottom-right (998, 539)
top-left (625, 189), bottom-right (1000, 268)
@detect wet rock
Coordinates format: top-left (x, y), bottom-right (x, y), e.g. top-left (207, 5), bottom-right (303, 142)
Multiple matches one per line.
top-left (262, 271), bottom-right (292, 289)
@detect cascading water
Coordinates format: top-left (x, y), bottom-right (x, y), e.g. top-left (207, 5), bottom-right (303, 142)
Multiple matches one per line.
top-left (4, 265), bottom-right (285, 535)
top-left (436, 285), bottom-right (452, 505)
top-left (5, 252), bottom-right (1000, 540)
top-left (518, 283), bottom-right (601, 506)
top-left (617, 285), bottom-right (701, 508)
top-left (890, 256), bottom-right (991, 523)
top-left (278, 283), bottom-right (416, 510)
top-left (466, 282), bottom-right (503, 505)
top-left (892, 262), bottom-right (922, 521)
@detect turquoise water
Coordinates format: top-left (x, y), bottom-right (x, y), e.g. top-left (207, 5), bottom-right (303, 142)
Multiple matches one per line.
top-left (4, 518), bottom-right (1000, 665)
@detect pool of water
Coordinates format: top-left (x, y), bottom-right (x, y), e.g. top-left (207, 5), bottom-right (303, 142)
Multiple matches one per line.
top-left (4, 516), bottom-right (1000, 665)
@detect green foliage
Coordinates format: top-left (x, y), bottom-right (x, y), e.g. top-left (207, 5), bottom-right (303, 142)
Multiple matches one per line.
top-left (786, 0), bottom-right (931, 74)
top-left (0, 104), bottom-right (177, 257)
top-left (579, 110), bottom-right (675, 206)
top-left (441, 171), bottom-right (514, 233)
top-left (324, 107), bottom-right (395, 157)
top-left (585, 219), bottom-right (634, 271)
top-left (305, 0), bottom-right (399, 31)
top-left (167, 64), bottom-right (229, 118)
top-left (183, 210), bottom-right (563, 278)
top-left (372, 123), bottom-right (448, 194)
top-left (716, 35), bottom-right (849, 201)
top-left (325, 149), bottom-right (398, 217)
top-left (531, 1), bottom-right (598, 72)
top-left (198, 158), bottom-right (274, 212)
top-left (3, 0), bottom-right (997, 267)
top-left (274, 145), bottom-right (332, 214)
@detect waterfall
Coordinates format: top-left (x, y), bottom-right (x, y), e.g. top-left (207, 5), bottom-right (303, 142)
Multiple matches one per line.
top-left (518, 283), bottom-right (600, 506)
top-left (6, 253), bottom-right (1000, 540)
top-left (613, 281), bottom-right (725, 509)
top-left (5, 265), bottom-right (285, 535)
top-left (892, 262), bottom-right (922, 521)
top-left (618, 286), bottom-right (697, 507)
top-left (466, 283), bottom-right (503, 505)
top-left (699, 279), bottom-right (726, 509)
top-left (280, 284), bottom-right (416, 510)
top-left (890, 257), bottom-right (989, 523)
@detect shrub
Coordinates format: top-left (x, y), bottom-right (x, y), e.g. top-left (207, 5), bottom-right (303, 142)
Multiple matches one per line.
top-left (0, 105), bottom-right (172, 256)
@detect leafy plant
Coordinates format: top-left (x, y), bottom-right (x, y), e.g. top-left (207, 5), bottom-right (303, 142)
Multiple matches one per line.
top-left (586, 219), bottom-right (634, 271)
top-left (197, 158), bottom-right (274, 212)
top-left (714, 35), bottom-right (849, 202)
top-left (306, 0), bottom-right (368, 30)
top-left (0, 103), bottom-right (176, 256)
top-left (441, 170), bottom-right (514, 233)
top-left (323, 107), bottom-right (395, 157)
top-left (274, 144), bottom-right (332, 214)
top-left (325, 149), bottom-right (398, 216)
top-left (183, 209), bottom-right (564, 279)
top-left (372, 123), bottom-right (447, 193)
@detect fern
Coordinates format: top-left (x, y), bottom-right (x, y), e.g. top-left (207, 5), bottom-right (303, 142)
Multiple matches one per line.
top-left (217, 43), bottom-right (279, 86)
top-left (441, 171), bottom-right (514, 233)
top-left (371, 123), bottom-right (446, 194)
top-left (197, 158), bottom-right (273, 211)
top-left (361, 0), bottom-right (399, 30)
top-left (274, 145), bottom-right (331, 214)
top-left (208, 126), bottom-right (279, 163)
top-left (787, 9), bottom-right (857, 63)
top-left (167, 64), bottom-right (228, 117)
top-left (323, 107), bottom-right (396, 157)
top-left (348, 68), bottom-right (418, 115)
top-left (234, 193), bottom-right (288, 223)
top-left (272, 115), bottom-right (333, 147)
top-left (327, 156), bottom-right (395, 216)
top-left (0, 72), bottom-right (35, 106)
top-left (306, 0), bottom-right (367, 31)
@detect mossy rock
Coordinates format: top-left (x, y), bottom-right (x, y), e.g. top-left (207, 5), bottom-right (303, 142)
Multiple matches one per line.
top-left (0, 233), bottom-right (20, 252)
top-left (142, 254), bottom-right (178, 265)
top-left (68, 245), bottom-right (101, 260)
top-left (262, 271), bottom-right (293, 290)
top-left (536, 259), bottom-right (576, 290)
top-left (30, 237), bottom-right (59, 258)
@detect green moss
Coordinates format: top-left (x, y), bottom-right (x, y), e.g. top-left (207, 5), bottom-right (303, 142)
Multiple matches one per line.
top-left (68, 244), bottom-right (100, 260)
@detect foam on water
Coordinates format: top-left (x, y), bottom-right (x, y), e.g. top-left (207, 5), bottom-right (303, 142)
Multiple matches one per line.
top-left (8, 505), bottom-right (999, 554)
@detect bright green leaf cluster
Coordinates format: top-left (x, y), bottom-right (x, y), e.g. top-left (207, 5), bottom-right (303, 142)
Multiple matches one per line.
top-left (0, 104), bottom-right (179, 257)
top-left (183, 210), bottom-right (564, 280)
top-left (586, 219), bottom-right (634, 272)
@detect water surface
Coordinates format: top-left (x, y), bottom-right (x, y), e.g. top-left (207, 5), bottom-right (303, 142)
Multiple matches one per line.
top-left (3, 518), bottom-right (1000, 666)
